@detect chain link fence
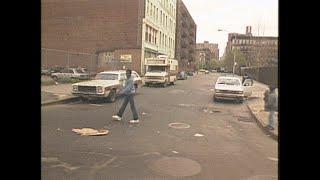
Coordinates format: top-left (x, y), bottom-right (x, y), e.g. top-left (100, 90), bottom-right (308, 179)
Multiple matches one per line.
top-left (41, 48), bottom-right (98, 76)
top-left (240, 66), bottom-right (278, 87)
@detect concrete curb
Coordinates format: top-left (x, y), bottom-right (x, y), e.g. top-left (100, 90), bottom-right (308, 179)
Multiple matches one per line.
top-left (41, 96), bottom-right (80, 106)
top-left (246, 103), bottom-right (278, 141)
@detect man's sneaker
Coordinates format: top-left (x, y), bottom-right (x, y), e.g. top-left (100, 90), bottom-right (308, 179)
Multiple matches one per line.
top-left (112, 115), bottom-right (122, 121)
top-left (129, 119), bottom-right (139, 124)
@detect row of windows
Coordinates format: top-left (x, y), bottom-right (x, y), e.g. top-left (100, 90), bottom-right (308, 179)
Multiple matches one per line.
top-left (145, 25), bottom-right (175, 49)
top-left (232, 46), bottom-right (278, 51)
top-left (232, 39), bottom-right (278, 45)
top-left (146, 0), bottom-right (175, 33)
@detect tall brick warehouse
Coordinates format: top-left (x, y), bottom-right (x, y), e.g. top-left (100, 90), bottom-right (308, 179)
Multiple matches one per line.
top-left (42, 0), bottom-right (177, 75)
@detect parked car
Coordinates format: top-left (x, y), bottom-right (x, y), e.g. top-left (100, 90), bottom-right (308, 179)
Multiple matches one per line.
top-left (217, 67), bottom-right (226, 73)
top-left (49, 66), bottom-right (65, 74)
top-left (213, 76), bottom-right (253, 103)
top-left (72, 70), bottom-right (142, 102)
top-left (51, 68), bottom-right (90, 80)
top-left (186, 71), bottom-right (194, 76)
top-left (41, 67), bottom-right (51, 76)
top-left (205, 70), bottom-right (209, 74)
top-left (199, 69), bottom-right (206, 73)
top-left (177, 71), bottom-right (188, 80)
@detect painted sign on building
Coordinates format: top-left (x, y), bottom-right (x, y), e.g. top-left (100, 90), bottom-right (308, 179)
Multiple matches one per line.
top-left (120, 54), bottom-right (132, 62)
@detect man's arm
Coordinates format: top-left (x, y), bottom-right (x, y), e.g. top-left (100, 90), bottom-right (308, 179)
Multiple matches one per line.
top-left (119, 78), bottom-right (134, 94)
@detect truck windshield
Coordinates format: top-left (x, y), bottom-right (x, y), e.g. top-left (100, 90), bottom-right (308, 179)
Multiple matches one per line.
top-left (95, 73), bottom-right (118, 80)
top-left (148, 66), bottom-right (165, 72)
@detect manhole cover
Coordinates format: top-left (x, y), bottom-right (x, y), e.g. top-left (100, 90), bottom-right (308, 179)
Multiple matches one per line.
top-left (148, 157), bottom-right (201, 177)
top-left (168, 123), bottom-right (190, 129)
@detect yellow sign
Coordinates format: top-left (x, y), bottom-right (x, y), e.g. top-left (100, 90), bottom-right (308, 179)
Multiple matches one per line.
top-left (120, 54), bottom-right (132, 62)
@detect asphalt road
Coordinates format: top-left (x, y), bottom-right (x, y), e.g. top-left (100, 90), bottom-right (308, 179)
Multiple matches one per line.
top-left (41, 73), bottom-right (278, 180)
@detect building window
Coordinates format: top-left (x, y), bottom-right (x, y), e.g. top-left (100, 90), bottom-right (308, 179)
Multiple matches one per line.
top-left (151, 3), bottom-right (153, 17)
top-left (147, 1), bottom-right (149, 16)
top-left (145, 26), bottom-right (148, 41)
top-left (154, 5), bottom-right (156, 19)
top-left (156, 8), bottom-right (158, 22)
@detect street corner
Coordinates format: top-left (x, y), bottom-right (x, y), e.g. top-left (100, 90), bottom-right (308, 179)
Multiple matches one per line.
top-left (246, 103), bottom-right (278, 140)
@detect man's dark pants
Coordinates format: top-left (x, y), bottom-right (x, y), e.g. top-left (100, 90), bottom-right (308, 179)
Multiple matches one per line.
top-left (117, 94), bottom-right (139, 120)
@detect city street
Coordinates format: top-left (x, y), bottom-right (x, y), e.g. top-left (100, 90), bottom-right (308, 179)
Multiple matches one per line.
top-left (42, 73), bottom-right (278, 180)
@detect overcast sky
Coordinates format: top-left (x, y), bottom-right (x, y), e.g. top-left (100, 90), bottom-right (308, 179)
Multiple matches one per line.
top-left (183, 0), bottom-right (278, 58)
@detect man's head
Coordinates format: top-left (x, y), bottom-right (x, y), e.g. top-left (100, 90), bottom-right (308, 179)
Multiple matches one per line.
top-left (126, 69), bottom-right (132, 78)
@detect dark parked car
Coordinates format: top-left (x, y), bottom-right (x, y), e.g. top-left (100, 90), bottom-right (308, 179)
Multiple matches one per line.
top-left (177, 71), bottom-right (188, 80)
top-left (186, 71), bottom-right (194, 76)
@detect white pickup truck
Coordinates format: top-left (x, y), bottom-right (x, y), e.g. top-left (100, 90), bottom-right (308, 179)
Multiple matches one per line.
top-left (72, 70), bottom-right (142, 102)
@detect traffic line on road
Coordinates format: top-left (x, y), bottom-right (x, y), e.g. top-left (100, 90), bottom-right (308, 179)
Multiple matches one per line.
top-left (89, 104), bottom-right (104, 107)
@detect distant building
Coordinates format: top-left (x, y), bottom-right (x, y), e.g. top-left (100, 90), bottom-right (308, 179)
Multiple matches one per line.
top-left (42, 0), bottom-right (177, 75)
top-left (195, 48), bottom-right (212, 69)
top-left (175, 0), bottom-right (197, 71)
top-left (225, 26), bottom-right (278, 67)
top-left (196, 41), bottom-right (219, 60)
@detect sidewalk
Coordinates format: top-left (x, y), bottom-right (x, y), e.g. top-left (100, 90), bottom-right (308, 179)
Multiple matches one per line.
top-left (246, 81), bottom-right (278, 140)
top-left (41, 83), bottom-right (78, 106)
top-left (41, 77), bottom-right (147, 106)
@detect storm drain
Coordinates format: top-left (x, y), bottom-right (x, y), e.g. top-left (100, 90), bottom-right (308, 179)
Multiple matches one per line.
top-left (168, 123), bottom-right (190, 129)
top-left (147, 157), bottom-right (201, 177)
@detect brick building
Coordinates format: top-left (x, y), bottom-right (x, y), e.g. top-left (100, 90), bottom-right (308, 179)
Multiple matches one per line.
top-left (175, 0), bottom-right (197, 71)
top-left (196, 41), bottom-right (219, 61)
top-left (225, 26), bottom-right (278, 67)
top-left (42, 0), bottom-right (177, 75)
top-left (195, 48), bottom-right (212, 69)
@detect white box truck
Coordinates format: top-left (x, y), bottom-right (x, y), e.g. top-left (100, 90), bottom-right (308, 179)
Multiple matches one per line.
top-left (144, 55), bottom-right (178, 87)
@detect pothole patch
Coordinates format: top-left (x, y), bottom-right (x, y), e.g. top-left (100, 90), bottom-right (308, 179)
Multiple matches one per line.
top-left (147, 157), bottom-right (201, 177)
top-left (246, 175), bottom-right (277, 180)
top-left (168, 123), bottom-right (190, 129)
top-left (234, 116), bottom-right (254, 122)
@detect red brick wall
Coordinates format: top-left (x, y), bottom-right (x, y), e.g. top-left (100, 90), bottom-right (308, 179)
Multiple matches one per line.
top-left (42, 0), bottom-right (145, 54)
top-left (97, 49), bottom-right (142, 75)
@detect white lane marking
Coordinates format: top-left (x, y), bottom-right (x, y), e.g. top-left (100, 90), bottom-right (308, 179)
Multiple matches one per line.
top-left (89, 104), bottom-right (104, 107)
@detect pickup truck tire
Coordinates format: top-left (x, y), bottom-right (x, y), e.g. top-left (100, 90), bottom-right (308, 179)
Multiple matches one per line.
top-left (80, 97), bottom-right (88, 102)
top-left (106, 89), bottom-right (116, 103)
top-left (236, 99), bottom-right (244, 104)
top-left (162, 82), bottom-right (167, 88)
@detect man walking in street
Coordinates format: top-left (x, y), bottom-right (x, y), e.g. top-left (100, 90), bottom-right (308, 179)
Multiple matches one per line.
top-left (112, 69), bottom-right (139, 123)
top-left (264, 84), bottom-right (278, 131)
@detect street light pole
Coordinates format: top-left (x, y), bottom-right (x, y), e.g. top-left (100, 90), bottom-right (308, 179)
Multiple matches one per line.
top-left (218, 29), bottom-right (237, 74)
top-left (233, 34), bottom-right (236, 74)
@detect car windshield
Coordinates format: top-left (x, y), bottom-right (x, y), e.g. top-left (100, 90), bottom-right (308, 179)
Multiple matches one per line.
top-left (95, 73), bottom-right (118, 80)
top-left (148, 66), bottom-right (165, 72)
top-left (217, 78), bottom-right (241, 86)
top-left (75, 69), bottom-right (83, 73)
